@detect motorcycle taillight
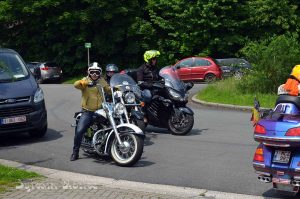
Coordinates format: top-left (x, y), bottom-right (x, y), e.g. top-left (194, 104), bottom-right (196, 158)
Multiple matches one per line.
top-left (254, 124), bottom-right (266, 135)
top-left (253, 147), bottom-right (264, 162)
top-left (285, 127), bottom-right (300, 136)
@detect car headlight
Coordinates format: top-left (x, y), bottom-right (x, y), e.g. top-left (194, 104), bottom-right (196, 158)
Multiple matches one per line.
top-left (124, 92), bottom-right (135, 104)
top-left (34, 87), bottom-right (44, 103)
top-left (114, 103), bottom-right (125, 115)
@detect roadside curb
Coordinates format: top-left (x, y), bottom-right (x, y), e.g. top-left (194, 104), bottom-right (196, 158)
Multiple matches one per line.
top-left (191, 94), bottom-right (254, 112)
top-left (0, 159), bottom-right (268, 199)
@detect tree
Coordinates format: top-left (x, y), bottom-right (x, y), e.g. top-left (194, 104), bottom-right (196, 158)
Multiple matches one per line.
top-left (239, 34), bottom-right (300, 93)
top-left (0, 0), bottom-right (141, 75)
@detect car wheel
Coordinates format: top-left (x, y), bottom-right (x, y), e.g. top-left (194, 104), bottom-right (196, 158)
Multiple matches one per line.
top-left (204, 74), bottom-right (216, 83)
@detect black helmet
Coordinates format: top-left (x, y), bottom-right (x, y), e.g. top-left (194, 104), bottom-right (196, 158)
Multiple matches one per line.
top-left (106, 64), bottom-right (119, 73)
top-left (105, 64), bottom-right (119, 80)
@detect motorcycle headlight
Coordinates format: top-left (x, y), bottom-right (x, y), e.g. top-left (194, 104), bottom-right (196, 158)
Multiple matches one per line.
top-left (114, 91), bottom-right (122, 98)
top-left (34, 87), bottom-right (44, 103)
top-left (114, 103), bottom-right (125, 115)
top-left (125, 92), bottom-right (135, 104)
top-left (168, 88), bottom-right (181, 100)
top-left (165, 79), bottom-right (173, 88)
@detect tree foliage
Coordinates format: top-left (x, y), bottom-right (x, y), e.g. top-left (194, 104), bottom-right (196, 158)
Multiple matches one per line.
top-left (0, 0), bottom-right (299, 78)
top-left (238, 34), bottom-right (300, 93)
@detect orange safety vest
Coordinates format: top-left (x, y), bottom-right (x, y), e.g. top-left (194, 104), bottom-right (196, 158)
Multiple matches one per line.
top-left (284, 78), bottom-right (299, 96)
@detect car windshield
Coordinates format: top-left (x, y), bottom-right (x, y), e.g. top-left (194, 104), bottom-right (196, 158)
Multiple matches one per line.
top-left (216, 58), bottom-right (251, 68)
top-left (159, 66), bottom-right (186, 94)
top-left (0, 52), bottom-right (29, 82)
top-left (27, 62), bottom-right (39, 69)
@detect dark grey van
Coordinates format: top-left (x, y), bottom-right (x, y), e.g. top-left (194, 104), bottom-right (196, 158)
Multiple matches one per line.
top-left (0, 48), bottom-right (47, 137)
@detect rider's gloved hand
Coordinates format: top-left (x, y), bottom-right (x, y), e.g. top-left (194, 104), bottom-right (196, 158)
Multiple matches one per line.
top-left (79, 79), bottom-right (89, 87)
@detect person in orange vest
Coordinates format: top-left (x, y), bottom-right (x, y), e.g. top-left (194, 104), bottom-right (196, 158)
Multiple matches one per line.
top-left (281, 65), bottom-right (300, 96)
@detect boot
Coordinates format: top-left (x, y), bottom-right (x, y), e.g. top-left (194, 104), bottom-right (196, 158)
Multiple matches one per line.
top-left (70, 152), bottom-right (79, 161)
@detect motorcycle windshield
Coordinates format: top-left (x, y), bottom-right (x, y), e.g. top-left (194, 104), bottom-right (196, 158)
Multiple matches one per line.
top-left (110, 73), bottom-right (141, 95)
top-left (159, 66), bottom-right (186, 94)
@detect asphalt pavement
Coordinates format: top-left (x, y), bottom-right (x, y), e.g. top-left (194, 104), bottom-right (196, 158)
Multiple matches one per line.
top-left (0, 83), bottom-right (268, 199)
top-left (0, 83), bottom-right (287, 199)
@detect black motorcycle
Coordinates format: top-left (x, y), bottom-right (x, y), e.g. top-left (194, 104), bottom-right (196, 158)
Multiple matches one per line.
top-left (141, 66), bottom-right (194, 135)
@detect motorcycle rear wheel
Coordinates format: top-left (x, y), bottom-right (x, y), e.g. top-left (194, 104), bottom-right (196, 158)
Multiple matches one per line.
top-left (168, 112), bottom-right (194, 136)
top-left (110, 131), bottom-right (144, 166)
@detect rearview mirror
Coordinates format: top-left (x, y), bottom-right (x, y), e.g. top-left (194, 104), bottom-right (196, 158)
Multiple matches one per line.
top-left (185, 82), bottom-right (194, 91)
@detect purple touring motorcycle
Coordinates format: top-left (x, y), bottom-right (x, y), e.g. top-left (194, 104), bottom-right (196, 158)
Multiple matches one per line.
top-left (253, 94), bottom-right (300, 195)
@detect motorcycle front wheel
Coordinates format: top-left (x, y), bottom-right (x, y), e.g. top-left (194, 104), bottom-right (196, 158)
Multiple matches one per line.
top-left (110, 129), bottom-right (144, 166)
top-left (168, 111), bottom-right (194, 136)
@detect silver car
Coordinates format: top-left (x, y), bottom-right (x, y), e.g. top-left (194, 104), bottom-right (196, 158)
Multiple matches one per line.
top-left (29, 62), bottom-right (63, 83)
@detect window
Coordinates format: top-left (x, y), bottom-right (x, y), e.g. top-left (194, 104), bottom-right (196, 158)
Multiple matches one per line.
top-left (176, 58), bottom-right (193, 68)
top-left (0, 52), bottom-right (28, 81)
top-left (194, 59), bottom-right (210, 67)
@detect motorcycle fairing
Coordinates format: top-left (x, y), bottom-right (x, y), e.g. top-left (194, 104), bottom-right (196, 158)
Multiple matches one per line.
top-left (254, 115), bottom-right (300, 146)
top-left (146, 98), bottom-right (173, 127)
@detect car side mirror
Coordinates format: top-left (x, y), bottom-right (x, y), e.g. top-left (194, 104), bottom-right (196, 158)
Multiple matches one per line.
top-left (176, 65), bottom-right (181, 69)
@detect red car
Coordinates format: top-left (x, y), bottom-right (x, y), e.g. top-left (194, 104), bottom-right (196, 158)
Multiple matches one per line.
top-left (173, 57), bottom-right (223, 83)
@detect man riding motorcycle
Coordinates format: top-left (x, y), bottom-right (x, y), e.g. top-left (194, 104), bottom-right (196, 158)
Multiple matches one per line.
top-left (105, 64), bottom-right (119, 82)
top-left (70, 62), bottom-right (111, 161)
top-left (137, 50), bottom-right (161, 89)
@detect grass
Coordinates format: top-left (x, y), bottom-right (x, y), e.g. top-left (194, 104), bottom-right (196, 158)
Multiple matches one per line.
top-left (197, 78), bottom-right (278, 108)
top-left (0, 164), bottom-right (42, 193)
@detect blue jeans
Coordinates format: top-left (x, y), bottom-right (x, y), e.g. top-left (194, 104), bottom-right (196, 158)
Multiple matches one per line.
top-left (73, 110), bottom-right (94, 153)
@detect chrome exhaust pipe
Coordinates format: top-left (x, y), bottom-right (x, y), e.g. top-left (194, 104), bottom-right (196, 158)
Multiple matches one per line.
top-left (292, 180), bottom-right (300, 186)
top-left (258, 175), bottom-right (271, 183)
top-left (265, 176), bottom-right (271, 183)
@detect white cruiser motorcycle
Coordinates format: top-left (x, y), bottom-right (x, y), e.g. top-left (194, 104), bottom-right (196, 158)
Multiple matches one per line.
top-left (73, 84), bottom-right (144, 166)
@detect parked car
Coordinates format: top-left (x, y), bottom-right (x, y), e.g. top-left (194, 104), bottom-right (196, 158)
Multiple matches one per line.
top-left (216, 58), bottom-right (252, 79)
top-left (26, 62), bottom-right (41, 81)
top-left (27, 61), bottom-right (63, 83)
top-left (0, 48), bottom-right (48, 137)
top-left (172, 57), bottom-right (223, 83)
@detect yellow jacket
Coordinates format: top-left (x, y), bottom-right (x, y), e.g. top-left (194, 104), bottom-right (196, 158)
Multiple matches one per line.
top-left (74, 77), bottom-right (111, 111)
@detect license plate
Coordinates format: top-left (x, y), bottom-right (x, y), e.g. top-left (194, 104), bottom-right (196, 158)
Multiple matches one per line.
top-left (0, 116), bottom-right (26, 125)
top-left (273, 150), bottom-right (291, 164)
top-left (53, 75), bottom-right (60, 78)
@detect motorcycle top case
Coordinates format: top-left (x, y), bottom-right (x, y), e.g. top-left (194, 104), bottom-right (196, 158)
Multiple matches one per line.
top-left (254, 113), bottom-right (300, 147)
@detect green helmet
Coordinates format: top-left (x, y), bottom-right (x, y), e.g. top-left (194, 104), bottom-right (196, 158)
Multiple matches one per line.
top-left (143, 50), bottom-right (160, 63)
